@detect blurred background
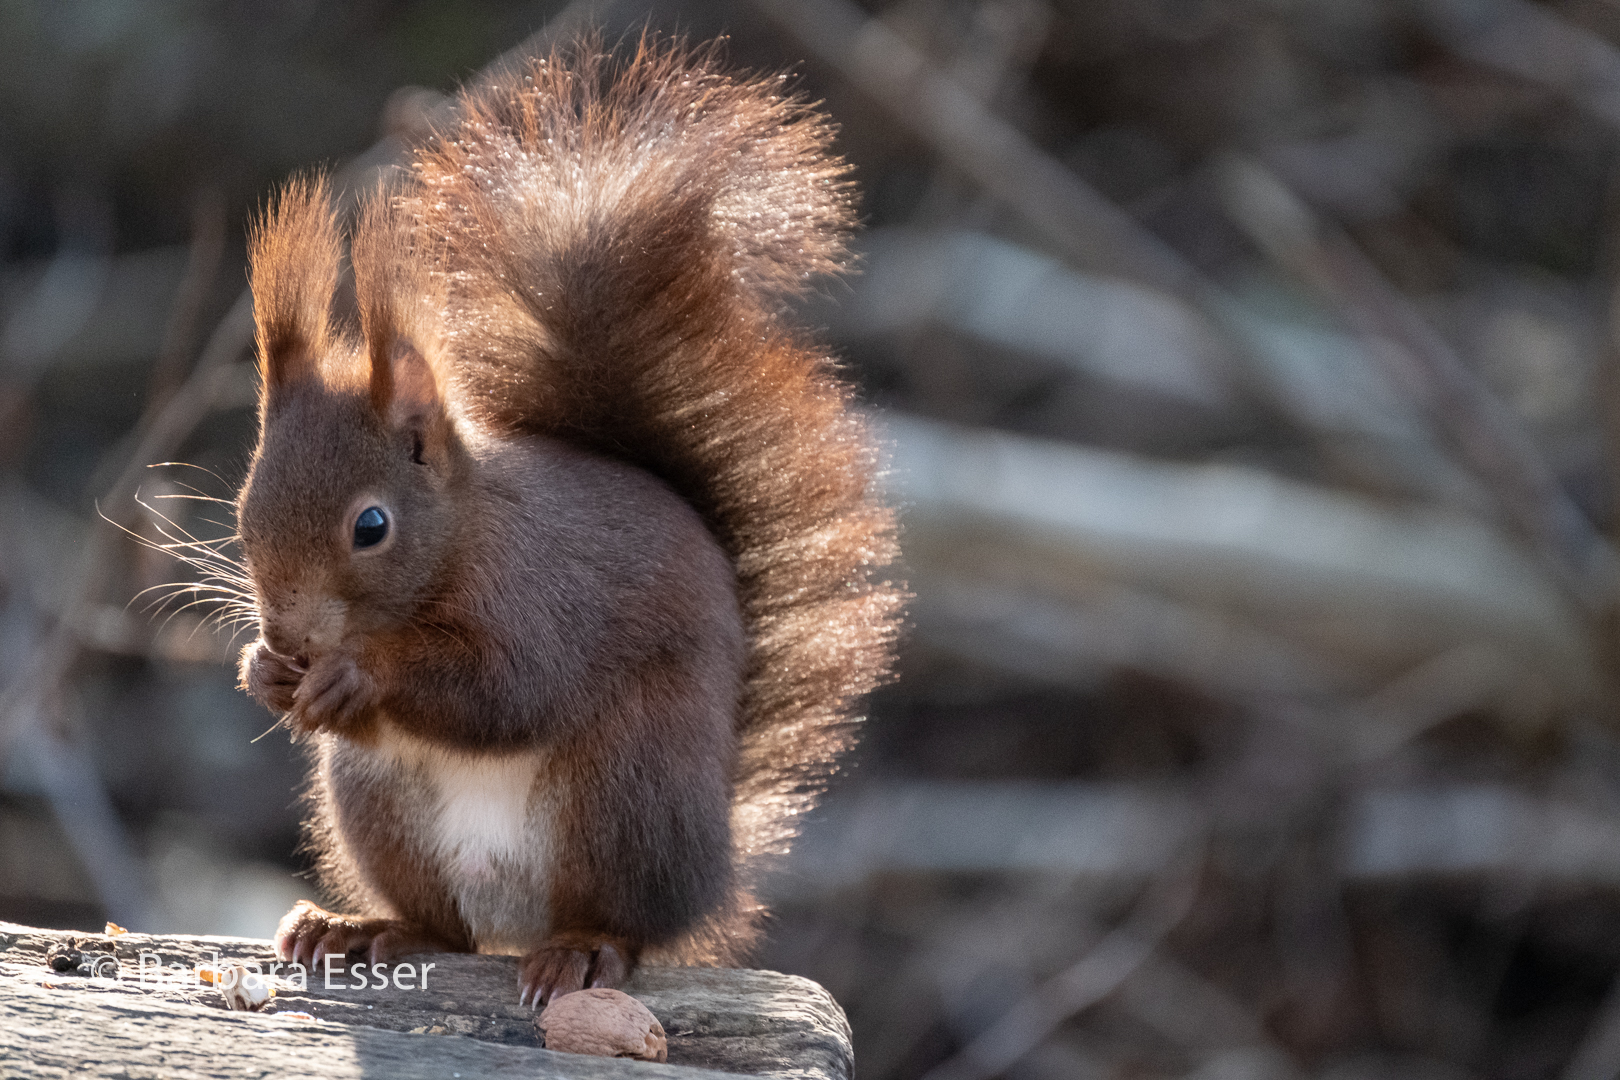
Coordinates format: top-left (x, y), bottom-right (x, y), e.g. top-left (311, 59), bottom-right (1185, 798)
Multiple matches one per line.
top-left (7, 0), bottom-right (1620, 1077)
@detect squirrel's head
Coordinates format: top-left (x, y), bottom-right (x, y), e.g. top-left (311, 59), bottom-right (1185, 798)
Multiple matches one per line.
top-left (236, 176), bottom-right (460, 663)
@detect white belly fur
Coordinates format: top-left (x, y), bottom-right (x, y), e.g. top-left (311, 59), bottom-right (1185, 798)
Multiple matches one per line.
top-left (360, 722), bottom-right (558, 954)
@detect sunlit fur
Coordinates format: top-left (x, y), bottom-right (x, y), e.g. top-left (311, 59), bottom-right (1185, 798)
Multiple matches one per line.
top-left (150, 34), bottom-right (903, 983)
top-left (403, 35), bottom-right (906, 958)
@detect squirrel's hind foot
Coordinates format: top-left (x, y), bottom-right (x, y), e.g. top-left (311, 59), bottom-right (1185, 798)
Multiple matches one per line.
top-left (275, 899), bottom-right (462, 970)
top-left (518, 933), bottom-right (637, 1008)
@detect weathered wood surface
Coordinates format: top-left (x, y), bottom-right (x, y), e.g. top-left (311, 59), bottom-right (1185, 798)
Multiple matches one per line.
top-left (0, 922), bottom-right (853, 1080)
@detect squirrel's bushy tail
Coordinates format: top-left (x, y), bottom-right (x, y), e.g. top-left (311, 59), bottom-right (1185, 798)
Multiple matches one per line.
top-left (402, 36), bottom-right (904, 961)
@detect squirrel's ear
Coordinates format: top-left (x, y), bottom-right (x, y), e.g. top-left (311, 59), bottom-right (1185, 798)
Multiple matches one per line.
top-left (370, 339), bottom-right (443, 428)
top-left (249, 174), bottom-right (341, 395)
top-left (371, 340), bottom-right (451, 474)
top-left (351, 188), bottom-right (448, 438)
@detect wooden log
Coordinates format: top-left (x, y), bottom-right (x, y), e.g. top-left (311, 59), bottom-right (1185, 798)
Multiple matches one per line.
top-left (0, 922), bottom-right (853, 1080)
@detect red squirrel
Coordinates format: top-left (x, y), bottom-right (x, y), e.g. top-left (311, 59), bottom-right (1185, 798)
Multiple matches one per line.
top-left (230, 37), bottom-right (902, 1007)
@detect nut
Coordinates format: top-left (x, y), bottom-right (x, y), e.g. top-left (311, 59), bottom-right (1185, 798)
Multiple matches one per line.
top-left (535, 988), bottom-right (668, 1062)
top-left (202, 962), bottom-right (276, 1011)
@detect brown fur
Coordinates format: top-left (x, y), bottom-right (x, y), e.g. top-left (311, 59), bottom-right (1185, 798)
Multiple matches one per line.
top-left (248, 174), bottom-right (344, 395)
top-left (406, 34), bottom-right (905, 956)
top-left (235, 35), bottom-right (902, 1003)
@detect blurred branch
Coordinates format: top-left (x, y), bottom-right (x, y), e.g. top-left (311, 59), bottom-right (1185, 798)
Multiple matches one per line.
top-left (0, 289), bottom-right (253, 924)
top-left (789, 780), bottom-right (1620, 886)
top-left (1117, 956), bottom-right (1283, 1060)
top-left (761, 0), bottom-right (1613, 628)
top-left (1563, 973), bottom-right (1620, 1080)
top-left (0, 191), bottom-right (114, 383)
top-left (749, 0), bottom-right (1204, 300)
top-left (919, 845), bottom-right (1204, 1080)
top-left (1219, 157), bottom-right (1620, 617)
top-left (145, 188), bottom-right (226, 409)
top-left (891, 413), bottom-right (1598, 720)
top-left (21, 725), bottom-right (151, 929)
top-left (1420, 0), bottom-right (1620, 132)
top-left (838, 228), bottom-right (1232, 408)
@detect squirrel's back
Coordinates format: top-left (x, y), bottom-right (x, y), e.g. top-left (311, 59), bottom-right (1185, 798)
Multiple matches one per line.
top-left (397, 37), bottom-right (904, 961)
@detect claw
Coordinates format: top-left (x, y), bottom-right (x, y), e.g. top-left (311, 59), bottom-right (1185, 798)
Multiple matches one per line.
top-left (518, 937), bottom-right (636, 1009)
top-left (589, 942), bottom-right (629, 989)
top-left (293, 655), bottom-right (373, 731)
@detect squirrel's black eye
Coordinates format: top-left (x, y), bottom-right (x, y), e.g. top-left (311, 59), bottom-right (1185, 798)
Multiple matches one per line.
top-left (353, 506), bottom-right (389, 549)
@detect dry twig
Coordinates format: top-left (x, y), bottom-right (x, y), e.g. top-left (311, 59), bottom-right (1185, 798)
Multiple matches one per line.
top-left (919, 845), bottom-right (1206, 1080)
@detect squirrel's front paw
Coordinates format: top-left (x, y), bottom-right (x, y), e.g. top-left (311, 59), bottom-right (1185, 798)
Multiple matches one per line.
top-left (241, 641), bottom-right (304, 713)
top-left (518, 934), bottom-right (636, 1008)
top-left (275, 900), bottom-right (461, 969)
top-left (291, 655), bottom-right (375, 733)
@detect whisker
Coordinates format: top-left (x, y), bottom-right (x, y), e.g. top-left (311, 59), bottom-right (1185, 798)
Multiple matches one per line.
top-left (147, 460), bottom-right (233, 488)
top-left (112, 494), bottom-right (258, 636)
top-left (160, 477), bottom-right (233, 501)
top-left (249, 715), bottom-right (288, 744)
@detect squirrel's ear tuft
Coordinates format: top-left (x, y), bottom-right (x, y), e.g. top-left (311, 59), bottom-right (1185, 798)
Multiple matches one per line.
top-left (351, 188), bottom-right (447, 433)
top-left (249, 173), bottom-right (341, 395)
